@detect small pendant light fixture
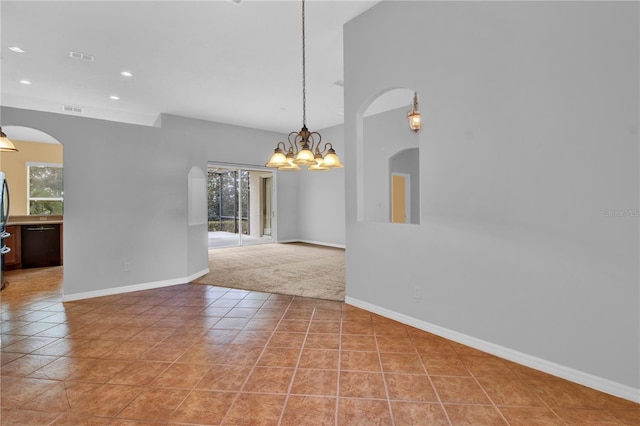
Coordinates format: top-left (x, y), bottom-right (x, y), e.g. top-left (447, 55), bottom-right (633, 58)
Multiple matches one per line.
top-left (266, 0), bottom-right (343, 172)
top-left (407, 92), bottom-right (421, 133)
top-left (0, 128), bottom-right (18, 152)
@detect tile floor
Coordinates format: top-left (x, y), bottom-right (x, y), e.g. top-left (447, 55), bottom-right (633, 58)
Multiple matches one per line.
top-left (1, 266), bottom-right (639, 425)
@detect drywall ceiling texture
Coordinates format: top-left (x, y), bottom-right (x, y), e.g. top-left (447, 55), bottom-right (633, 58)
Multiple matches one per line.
top-left (343, 1), bottom-right (639, 400)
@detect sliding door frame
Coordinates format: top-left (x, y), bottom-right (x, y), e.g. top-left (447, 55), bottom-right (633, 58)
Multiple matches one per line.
top-left (207, 162), bottom-right (276, 248)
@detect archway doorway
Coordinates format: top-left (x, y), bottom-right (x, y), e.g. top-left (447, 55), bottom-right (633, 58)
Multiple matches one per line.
top-left (0, 126), bottom-right (63, 287)
top-left (207, 164), bottom-right (274, 248)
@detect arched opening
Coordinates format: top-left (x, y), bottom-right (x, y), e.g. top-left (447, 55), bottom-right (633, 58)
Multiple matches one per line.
top-left (357, 88), bottom-right (421, 224)
top-left (0, 126), bottom-right (64, 285)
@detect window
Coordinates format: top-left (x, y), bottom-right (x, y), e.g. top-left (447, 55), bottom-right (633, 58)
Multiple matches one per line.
top-left (27, 162), bottom-right (63, 215)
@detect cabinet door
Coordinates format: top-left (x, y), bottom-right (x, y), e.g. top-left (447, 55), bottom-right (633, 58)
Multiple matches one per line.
top-left (4, 225), bottom-right (21, 269)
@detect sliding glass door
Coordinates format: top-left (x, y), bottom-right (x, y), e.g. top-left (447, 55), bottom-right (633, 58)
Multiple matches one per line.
top-left (207, 165), bottom-right (274, 248)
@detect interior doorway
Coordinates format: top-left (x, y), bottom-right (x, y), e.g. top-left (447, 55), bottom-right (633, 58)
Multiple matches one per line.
top-left (391, 173), bottom-right (410, 224)
top-left (207, 165), bottom-right (274, 248)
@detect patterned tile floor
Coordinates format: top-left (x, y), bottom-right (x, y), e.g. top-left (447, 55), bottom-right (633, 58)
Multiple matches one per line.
top-left (1, 266), bottom-right (639, 425)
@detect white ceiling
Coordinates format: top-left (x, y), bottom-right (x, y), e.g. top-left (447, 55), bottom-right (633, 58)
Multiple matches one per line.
top-left (1, 0), bottom-right (383, 140)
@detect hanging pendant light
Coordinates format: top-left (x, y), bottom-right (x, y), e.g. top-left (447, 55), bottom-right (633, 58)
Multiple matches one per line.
top-left (0, 128), bottom-right (18, 152)
top-left (265, 0), bottom-right (342, 172)
top-left (407, 92), bottom-right (421, 133)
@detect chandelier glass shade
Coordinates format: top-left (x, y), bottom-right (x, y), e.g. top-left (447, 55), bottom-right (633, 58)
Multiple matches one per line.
top-left (0, 128), bottom-right (18, 152)
top-left (265, 0), bottom-right (342, 172)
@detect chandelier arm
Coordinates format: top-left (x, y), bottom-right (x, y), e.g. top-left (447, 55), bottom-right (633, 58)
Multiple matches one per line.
top-left (309, 131), bottom-right (322, 153)
top-left (319, 142), bottom-right (333, 155)
top-left (288, 131), bottom-right (300, 154)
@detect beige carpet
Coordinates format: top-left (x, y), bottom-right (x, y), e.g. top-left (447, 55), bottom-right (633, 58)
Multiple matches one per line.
top-left (192, 242), bottom-right (345, 301)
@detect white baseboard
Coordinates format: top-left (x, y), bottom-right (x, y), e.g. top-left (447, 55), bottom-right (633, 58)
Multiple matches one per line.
top-left (276, 239), bottom-right (346, 249)
top-left (345, 296), bottom-right (640, 403)
top-left (62, 268), bottom-right (210, 302)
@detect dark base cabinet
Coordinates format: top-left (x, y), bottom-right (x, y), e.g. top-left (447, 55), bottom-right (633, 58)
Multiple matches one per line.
top-left (21, 224), bottom-right (62, 268)
top-left (4, 225), bottom-right (22, 270)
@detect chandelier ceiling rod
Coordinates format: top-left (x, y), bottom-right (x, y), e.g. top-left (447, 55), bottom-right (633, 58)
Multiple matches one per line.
top-left (265, 0), bottom-right (343, 172)
top-left (301, 0), bottom-right (306, 128)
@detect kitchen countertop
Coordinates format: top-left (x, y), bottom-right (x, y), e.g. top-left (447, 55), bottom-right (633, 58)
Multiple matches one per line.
top-left (7, 215), bottom-right (63, 226)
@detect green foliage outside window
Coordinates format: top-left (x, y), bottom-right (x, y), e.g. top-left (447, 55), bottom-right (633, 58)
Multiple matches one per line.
top-left (28, 165), bottom-right (64, 215)
top-left (207, 168), bottom-right (249, 233)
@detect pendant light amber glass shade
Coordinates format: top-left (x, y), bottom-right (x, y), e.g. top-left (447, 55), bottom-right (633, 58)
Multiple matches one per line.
top-left (293, 147), bottom-right (316, 165)
top-left (265, 148), bottom-right (289, 168)
top-left (0, 128), bottom-right (18, 152)
top-left (321, 149), bottom-right (344, 168)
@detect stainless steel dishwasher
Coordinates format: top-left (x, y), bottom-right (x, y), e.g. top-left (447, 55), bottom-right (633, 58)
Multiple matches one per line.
top-left (21, 224), bottom-right (61, 268)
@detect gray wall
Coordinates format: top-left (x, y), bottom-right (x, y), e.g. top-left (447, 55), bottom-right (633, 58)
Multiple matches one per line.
top-left (344, 1), bottom-right (639, 394)
top-left (0, 106), bottom-right (303, 297)
top-left (297, 123), bottom-right (346, 247)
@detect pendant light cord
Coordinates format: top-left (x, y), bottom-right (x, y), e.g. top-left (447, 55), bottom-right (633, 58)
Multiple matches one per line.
top-left (301, 0), bottom-right (306, 127)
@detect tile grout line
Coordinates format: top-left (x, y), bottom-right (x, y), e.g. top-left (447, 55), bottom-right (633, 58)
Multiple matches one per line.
top-left (102, 286), bottom-right (238, 423)
top-left (218, 291), bottom-right (298, 426)
top-left (277, 297), bottom-right (317, 425)
top-left (107, 284), bottom-right (218, 422)
top-left (408, 329), bottom-right (454, 426)
top-left (334, 304), bottom-right (344, 426)
top-left (515, 374), bottom-right (570, 426)
top-left (161, 286), bottom-right (239, 423)
top-left (467, 367), bottom-right (512, 425)
top-left (373, 320), bottom-right (396, 426)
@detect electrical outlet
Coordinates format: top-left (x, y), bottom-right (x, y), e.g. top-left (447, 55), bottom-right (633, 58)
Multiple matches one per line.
top-left (413, 285), bottom-right (422, 299)
top-left (123, 262), bottom-right (131, 272)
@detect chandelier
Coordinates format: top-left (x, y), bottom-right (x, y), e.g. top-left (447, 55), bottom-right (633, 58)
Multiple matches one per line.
top-left (266, 0), bottom-right (343, 172)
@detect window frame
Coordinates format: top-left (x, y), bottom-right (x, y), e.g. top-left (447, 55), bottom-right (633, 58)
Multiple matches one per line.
top-left (26, 161), bottom-right (64, 215)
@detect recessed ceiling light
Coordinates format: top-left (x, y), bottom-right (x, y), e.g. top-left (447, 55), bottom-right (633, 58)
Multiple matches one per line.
top-left (19, 80), bottom-right (32, 85)
top-left (109, 95), bottom-right (120, 100)
top-left (120, 71), bottom-right (133, 77)
top-left (9, 46), bottom-right (25, 53)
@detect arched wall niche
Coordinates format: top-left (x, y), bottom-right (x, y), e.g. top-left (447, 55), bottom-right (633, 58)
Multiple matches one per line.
top-left (356, 87), bottom-right (421, 224)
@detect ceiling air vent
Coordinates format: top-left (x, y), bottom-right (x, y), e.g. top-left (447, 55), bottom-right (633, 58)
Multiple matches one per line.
top-left (69, 51), bottom-right (94, 62)
top-left (62, 105), bottom-right (83, 114)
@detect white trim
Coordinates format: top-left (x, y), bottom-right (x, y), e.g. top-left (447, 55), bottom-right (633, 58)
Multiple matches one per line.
top-left (62, 268), bottom-right (209, 302)
top-left (26, 161), bottom-right (63, 168)
top-left (345, 296), bottom-right (640, 403)
top-left (275, 239), bottom-right (346, 249)
top-left (295, 239), bottom-right (346, 249)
